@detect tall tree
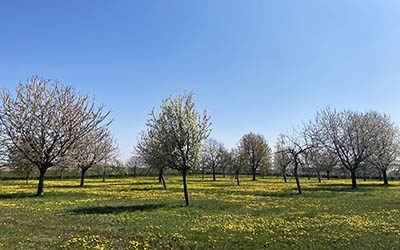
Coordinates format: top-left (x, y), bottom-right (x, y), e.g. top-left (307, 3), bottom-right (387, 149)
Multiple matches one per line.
top-left (311, 108), bottom-right (386, 189)
top-left (148, 92), bottom-right (211, 206)
top-left (367, 114), bottom-right (400, 186)
top-left (238, 133), bottom-right (271, 181)
top-left (0, 76), bottom-right (110, 196)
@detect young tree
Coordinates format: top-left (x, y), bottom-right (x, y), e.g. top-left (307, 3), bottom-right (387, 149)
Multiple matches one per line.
top-left (312, 108), bottom-right (386, 189)
top-left (308, 147), bottom-right (338, 182)
top-left (280, 129), bottom-right (313, 195)
top-left (0, 76), bottom-right (110, 196)
top-left (230, 149), bottom-right (245, 186)
top-left (126, 154), bottom-right (142, 177)
top-left (238, 133), bottom-right (271, 181)
top-left (70, 128), bottom-right (116, 188)
top-left (274, 134), bottom-right (293, 183)
top-left (202, 138), bottom-right (227, 181)
top-left (219, 149), bottom-right (231, 178)
top-left (136, 129), bottom-right (169, 189)
top-left (149, 92), bottom-right (211, 206)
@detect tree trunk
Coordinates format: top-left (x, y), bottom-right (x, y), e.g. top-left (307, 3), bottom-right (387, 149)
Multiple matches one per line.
top-left (283, 173), bottom-right (287, 183)
top-left (201, 169), bottom-right (204, 180)
top-left (382, 169), bottom-right (389, 186)
top-left (294, 164), bottom-right (302, 195)
top-left (37, 167), bottom-right (48, 196)
top-left (182, 170), bottom-right (190, 206)
top-left (133, 167), bottom-right (137, 178)
top-left (60, 169), bottom-right (64, 180)
top-left (102, 170), bottom-right (106, 182)
top-left (80, 168), bottom-right (88, 188)
top-left (252, 169), bottom-right (256, 181)
top-left (350, 169), bottom-right (357, 189)
top-left (159, 171), bottom-right (162, 184)
top-left (212, 168), bottom-right (216, 181)
top-left (223, 169), bottom-right (226, 178)
top-left (317, 171), bottom-right (321, 183)
top-left (327, 171), bottom-right (330, 180)
top-left (236, 171), bottom-right (240, 186)
top-left (161, 174), bottom-right (167, 189)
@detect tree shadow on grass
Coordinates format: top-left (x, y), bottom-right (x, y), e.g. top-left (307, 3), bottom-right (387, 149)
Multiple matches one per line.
top-left (316, 183), bottom-right (386, 188)
top-left (48, 185), bottom-right (86, 189)
top-left (302, 182), bottom-right (389, 192)
top-left (0, 193), bottom-right (35, 199)
top-left (130, 187), bottom-right (165, 191)
top-left (72, 204), bottom-right (166, 215)
top-left (132, 182), bottom-right (159, 186)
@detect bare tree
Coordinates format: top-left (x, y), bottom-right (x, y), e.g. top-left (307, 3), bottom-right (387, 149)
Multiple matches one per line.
top-left (238, 133), bottom-right (271, 181)
top-left (274, 134), bottom-right (293, 183)
top-left (0, 76), bottom-right (110, 196)
top-left (136, 129), bottom-right (169, 189)
top-left (280, 128), bottom-right (313, 195)
top-left (219, 149), bottom-right (231, 178)
top-left (7, 145), bottom-right (36, 184)
top-left (230, 149), bottom-right (245, 186)
top-left (148, 92), bottom-right (211, 206)
top-left (126, 154), bottom-right (142, 178)
top-left (367, 114), bottom-right (400, 186)
top-left (311, 108), bottom-right (386, 189)
top-left (70, 128), bottom-right (116, 187)
top-left (202, 138), bottom-right (227, 181)
top-left (308, 147), bottom-right (338, 182)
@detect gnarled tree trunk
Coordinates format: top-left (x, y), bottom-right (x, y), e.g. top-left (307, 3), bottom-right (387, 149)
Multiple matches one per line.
top-left (294, 163), bottom-right (302, 195)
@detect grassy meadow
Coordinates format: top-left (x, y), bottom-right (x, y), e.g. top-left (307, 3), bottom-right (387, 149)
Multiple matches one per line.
top-left (0, 176), bottom-right (399, 249)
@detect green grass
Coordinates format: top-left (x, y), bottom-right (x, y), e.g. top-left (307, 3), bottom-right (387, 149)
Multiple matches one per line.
top-left (0, 176), bottom-right (399, 249)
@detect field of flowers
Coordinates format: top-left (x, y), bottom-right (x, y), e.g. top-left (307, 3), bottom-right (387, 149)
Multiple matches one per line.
top-left (0, 176), bottom-right (399, 249)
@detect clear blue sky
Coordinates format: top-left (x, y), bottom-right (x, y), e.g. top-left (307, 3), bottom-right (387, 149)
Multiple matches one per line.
top-left (1, 0), bottom-right (400, 160)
